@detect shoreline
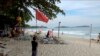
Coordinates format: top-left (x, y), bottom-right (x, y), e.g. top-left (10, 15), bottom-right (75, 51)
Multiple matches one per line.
top-left (24, 30), bottom-right (99, 46)
top-left (24, 28), bottom-right (98, 40)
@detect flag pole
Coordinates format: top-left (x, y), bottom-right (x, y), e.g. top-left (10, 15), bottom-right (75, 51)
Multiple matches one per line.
top-left (35, 8), bottom-right (37, 33)
top-left (36, 19), bottom-right (37, 33)
top-left (89, 24), bottom-right (92, 47)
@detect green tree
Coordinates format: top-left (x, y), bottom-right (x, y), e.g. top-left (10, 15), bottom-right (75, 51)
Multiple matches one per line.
top-left (0, 0), bottom-right (65, 26)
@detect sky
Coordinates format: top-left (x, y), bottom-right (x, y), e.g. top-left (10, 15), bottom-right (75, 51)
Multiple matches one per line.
top-left (26, 0), bottom-right (100, 28)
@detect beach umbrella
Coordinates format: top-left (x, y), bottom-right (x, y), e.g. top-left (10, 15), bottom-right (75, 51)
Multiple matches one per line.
top-left (16, 16), bottom-right (22, 26)
top-left (16, 16), bottom-right (22, 33)
top-left (16, 16), bottom-right (22, 22)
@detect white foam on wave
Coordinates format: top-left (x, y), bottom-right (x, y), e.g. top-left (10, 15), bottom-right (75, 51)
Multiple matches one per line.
top-left (53, 31), bottom-right (86, 35)
top-left (24, 28), bottom-right (98, 39)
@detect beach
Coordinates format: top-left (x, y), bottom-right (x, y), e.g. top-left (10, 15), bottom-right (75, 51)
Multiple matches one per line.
top-left (37, 33), bottom-right (100, 56)
top-left (1, 0), bottom-right (100, 56)
top-left (0, 31), bottom-right (100, 56)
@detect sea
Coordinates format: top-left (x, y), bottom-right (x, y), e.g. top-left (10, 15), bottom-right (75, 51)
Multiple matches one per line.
top-left (24, 27), bottom-right (100, 39)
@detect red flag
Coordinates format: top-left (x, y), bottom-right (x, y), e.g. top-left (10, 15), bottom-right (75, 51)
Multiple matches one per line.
top-left (36, 9), bottom-right (48, 23)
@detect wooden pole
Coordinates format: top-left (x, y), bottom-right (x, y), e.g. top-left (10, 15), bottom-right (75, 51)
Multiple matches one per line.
top-left (52, 29), bottom-right (54, 37)
top-left (58, 22), bottom-right (61, 38)
top-left (89, 24), bottom-right (92, 47)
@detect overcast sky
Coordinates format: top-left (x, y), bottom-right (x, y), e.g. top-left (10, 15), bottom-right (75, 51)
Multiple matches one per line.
top-left (26, 0), bottom-right (100, 28)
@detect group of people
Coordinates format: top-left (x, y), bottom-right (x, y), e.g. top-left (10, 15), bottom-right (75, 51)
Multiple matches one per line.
top-left (8, 27), bottom-right (24, 38)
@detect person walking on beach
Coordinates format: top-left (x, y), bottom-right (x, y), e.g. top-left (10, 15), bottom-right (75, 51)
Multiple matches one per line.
top-left (31, 35), bottom-right (38, 56)
top-left (97, 33), bottom-right (100, 43)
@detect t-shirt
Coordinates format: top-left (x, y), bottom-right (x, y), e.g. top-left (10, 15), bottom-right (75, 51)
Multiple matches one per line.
top-left (31, 41), bottom-right (38, 51)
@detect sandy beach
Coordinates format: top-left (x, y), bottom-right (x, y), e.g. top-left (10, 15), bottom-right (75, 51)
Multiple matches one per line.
top-left (0, 32), bottom-right (100, 56)
top-left (1, 0), bottom-right (100, 56)
top-left (37, 33), bottom-right (100, 56)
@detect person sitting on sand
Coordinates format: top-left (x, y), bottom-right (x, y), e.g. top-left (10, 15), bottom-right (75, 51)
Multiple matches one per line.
top-left (97, 33), bottom-right (100, 43)
top-left (46, 30), bottom-right (52, 38)
top-left (46, 30), bottom-right (50, 38)
top-left (31, 35), bottom-right (38, 56)
top-left (10, 27), bottom-right (16, 37)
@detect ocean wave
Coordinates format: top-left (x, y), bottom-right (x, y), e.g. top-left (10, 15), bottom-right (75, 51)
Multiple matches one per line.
top-left (24, 28), bottom-right (98, 36)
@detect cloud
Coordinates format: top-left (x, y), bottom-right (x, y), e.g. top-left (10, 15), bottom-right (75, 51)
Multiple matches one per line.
top-left (57, 1), bottom-right (100, 10)
top-left (64, 6), bottom-right (100, 17)
top-left (50, 15), bottom-right (100, 27)
top-left (27, 1), bottom-right (100, 28)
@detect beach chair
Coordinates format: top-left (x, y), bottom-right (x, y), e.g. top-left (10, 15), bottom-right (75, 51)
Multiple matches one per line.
top-left (0, 51), bottom-right (8, 56)
top-left (0, 44), bottom-right (9, 56)
top-left (0, 53), bottom-right (3, 56)
top-left (1, 42), bottom-right (11, 56)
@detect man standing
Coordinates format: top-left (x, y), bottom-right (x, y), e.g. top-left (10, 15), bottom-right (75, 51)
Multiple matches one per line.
top-left (31, 35), bottom-right (38, 56)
